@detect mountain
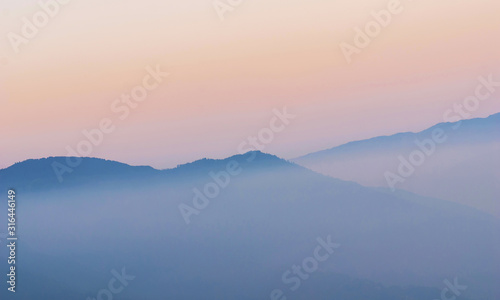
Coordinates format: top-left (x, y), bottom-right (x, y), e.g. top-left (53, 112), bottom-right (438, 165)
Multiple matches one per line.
top-left (0, 157), bottom-right (161, 192)
top-left (293, 113), bottom-right (500, 216)
top-left (0, 152), bottom-right (498, 299)
top-left (0, 151), bottom-right (291, 193)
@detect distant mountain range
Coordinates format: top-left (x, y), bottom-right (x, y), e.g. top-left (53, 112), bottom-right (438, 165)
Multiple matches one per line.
top-left (293, 113), bottom-right (500, 217)
top-left (0, 151), bottom-right (498, 299)
top-left (0, 151), bottom-right (291, 193)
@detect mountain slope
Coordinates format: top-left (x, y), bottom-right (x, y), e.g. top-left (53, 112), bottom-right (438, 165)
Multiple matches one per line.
top-left (0, 152), bottom-right (498, 299)
top-left (293, 113), bottom-right (500, 216)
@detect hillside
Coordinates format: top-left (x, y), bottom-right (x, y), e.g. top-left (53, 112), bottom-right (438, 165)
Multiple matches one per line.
top-left (0, 151), bottom-right (498, 299)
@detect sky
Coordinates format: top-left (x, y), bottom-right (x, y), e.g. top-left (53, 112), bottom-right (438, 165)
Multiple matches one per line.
top-left (0, 0), bottom-right (499, 169)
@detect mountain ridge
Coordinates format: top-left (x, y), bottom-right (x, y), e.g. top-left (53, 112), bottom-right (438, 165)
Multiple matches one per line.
top-left (0, 151), bottom-right (302, 193)
top-left (0, 150), bottom-right (280, 172)
top-left (292, 112), bottom-right (500, 217)
top-left (293, 112), bottom-right (500, 161)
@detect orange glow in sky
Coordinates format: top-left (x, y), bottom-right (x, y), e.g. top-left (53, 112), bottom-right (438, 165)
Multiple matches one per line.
top-left (0, 0), bottom-right (499, 168)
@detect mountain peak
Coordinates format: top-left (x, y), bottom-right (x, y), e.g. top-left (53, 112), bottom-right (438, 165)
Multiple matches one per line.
top-left (168, 151), bottom-right (289, 173)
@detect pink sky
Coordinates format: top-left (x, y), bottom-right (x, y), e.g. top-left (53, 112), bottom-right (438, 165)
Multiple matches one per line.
top-left (0, 0), bottom-right (499, 169)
